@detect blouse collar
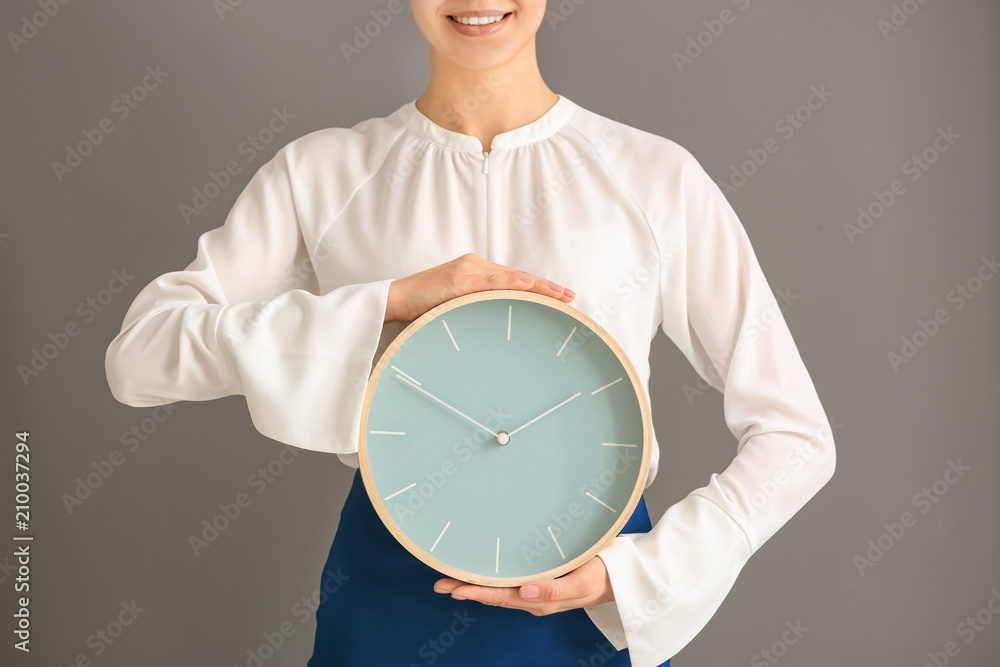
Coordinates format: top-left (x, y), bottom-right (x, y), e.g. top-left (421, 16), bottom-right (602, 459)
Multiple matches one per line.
top-left (397, 94), bottom-right (577, 152)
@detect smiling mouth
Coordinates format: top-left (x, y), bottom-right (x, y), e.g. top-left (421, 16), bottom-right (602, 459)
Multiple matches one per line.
top-left (448, 12), bottom-right (512, 25)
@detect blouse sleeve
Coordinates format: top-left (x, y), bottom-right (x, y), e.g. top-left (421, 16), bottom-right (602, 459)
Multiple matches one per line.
top-left (104, 141), bottom-right (393, 455)
top-left (583, 150), bottom-right (837, 666)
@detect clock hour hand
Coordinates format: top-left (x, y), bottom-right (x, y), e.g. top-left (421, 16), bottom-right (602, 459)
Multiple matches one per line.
top-left (394, 374), bottom-right (499, 438)
top-left (507, 392), bottom-right (582, 438)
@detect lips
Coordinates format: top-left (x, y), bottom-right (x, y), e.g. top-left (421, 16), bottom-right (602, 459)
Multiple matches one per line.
top-left (450, 13), bottom-right (510, 25)
top-left (447, 11), bottom-right (512, 36)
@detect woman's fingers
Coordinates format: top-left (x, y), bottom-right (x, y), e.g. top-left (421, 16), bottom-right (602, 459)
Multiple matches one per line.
top-left (448, 254), bottom-right (574, 301)
top-left (430, 556), bottom-right (613, 616)
top-left (385, 253), bottom-right (575, 323)
top-left (507, 272), bottom-right (576, 302)
top-left (479, 269), bottom-right (575, 302)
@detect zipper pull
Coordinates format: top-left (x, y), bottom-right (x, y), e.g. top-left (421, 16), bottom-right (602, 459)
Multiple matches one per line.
top-left (482, 150), bottom-right (490, 175)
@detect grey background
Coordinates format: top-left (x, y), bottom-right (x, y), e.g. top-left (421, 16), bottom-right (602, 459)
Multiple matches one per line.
top-left (2, 0), bottom-right (998, 665)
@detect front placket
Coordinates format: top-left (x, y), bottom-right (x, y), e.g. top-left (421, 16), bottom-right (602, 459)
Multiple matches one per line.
top-left (481, 149), bottom-right (492, 261)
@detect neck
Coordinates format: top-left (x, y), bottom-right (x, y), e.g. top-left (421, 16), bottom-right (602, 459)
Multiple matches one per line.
top-left (415, 40), bottom-right (558, 153)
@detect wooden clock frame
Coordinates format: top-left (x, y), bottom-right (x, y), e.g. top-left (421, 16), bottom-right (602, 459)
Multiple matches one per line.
top-left (358, 289), bottom-right (652, 587)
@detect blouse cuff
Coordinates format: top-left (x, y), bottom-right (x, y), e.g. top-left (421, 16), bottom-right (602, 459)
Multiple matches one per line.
top-left (586, 492), bottom-right (753, 667)
top-left (214, 277), bottom-right (394, 455)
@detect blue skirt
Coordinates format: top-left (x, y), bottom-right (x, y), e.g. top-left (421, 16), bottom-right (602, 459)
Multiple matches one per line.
top-left (308, 469), bottom-right (670, 667)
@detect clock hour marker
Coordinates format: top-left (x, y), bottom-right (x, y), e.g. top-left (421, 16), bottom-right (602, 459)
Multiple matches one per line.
top-left (369, 430), bottom-right (405, 435)
top-left (383, 483), bottom-right (416, 501)
top-left (390, 365), bottom-right (421, 386)
top-left (548, 526), bottom-right (566, 559)
top-left (601, 442), bottom-right (637, 448)
top-left (590, 377), bottom-right (623, 395)
top-left (430, 521), bottom-right (451, 553)
top-left (586, 492), bottom-right (617, 513)
top-left (556, 326), bottom-right (578, 357)
top-left (507, 305), bottom-right (512, 341)
top-left (442, 319), bottom-right (460, 351)
top-left (495, 537), bottom-right (501, 573)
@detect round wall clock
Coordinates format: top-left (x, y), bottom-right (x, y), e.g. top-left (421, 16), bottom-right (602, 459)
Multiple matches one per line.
top-left (358, 289), bottom-right (652, 586)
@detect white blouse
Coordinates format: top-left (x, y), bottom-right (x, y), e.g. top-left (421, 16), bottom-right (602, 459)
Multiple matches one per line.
top-left (105, 93), bottom-right (835, 667)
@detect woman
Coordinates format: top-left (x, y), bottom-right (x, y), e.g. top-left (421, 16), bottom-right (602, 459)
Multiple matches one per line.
top-left (105, 2), bottom-right (836, 665)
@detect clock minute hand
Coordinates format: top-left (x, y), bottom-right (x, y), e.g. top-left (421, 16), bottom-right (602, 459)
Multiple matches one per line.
top-left (507, 392), bottom-right (582, 438)
top-left (395, 374), bottom-right (499, 437)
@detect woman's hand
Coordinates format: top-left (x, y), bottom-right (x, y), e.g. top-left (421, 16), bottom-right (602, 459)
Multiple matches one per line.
top-left (432, 555), bottom-right (614, 616)
top-left (385, 253), bottom-right (575, 323)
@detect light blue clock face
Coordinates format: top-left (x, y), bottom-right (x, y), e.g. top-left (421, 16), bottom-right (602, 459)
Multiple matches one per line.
top-left (361, 292), bottom-right (648, 583)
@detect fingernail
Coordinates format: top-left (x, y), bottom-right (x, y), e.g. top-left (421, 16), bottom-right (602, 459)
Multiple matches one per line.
top-left (563, 288), bottom-right (576, 299)
top-left (434, 586), bottom-right (447, 594)
top-left (548, 282), bottom-right (562, 292)
top-left (451, 595), bottom-right (467, 601)
top-left (521, 276), bottom-right (534, 284)
top-left (520, 585), bottom-right (539, 600)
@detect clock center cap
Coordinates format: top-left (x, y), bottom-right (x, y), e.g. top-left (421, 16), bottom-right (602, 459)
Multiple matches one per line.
top-left (495, 431), bottom-right (510, 446)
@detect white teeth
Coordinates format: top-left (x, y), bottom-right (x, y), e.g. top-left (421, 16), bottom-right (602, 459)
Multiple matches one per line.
top-left (452, 14), bottom-right (506, 25)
